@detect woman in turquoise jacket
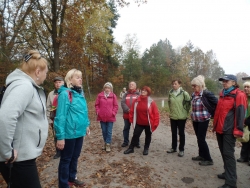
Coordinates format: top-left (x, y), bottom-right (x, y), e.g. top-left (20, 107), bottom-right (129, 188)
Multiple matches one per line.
top-left (54, 69), bottom-right (90, 188)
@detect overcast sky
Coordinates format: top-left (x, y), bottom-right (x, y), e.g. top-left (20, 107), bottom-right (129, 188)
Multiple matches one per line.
top-left (113, 0), bottom-right (250, 76)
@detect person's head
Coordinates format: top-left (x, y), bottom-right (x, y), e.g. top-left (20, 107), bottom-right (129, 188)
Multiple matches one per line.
top-left (123, 87), bottom-right (126, 91)
top-left (171, 79), bottom-right (182, 90)
top-left (19, 50), bottom-right (48, 86)
top-left (218, 74), bottom-right (238, 89)
top-left (141, 86), bottom-right (151, 96)
top-left (191, 75), bottom-right (206, 92)
top-left (65, 69), bottom-right (82, 88)
top-left (129, 81), bottom-right (136, 90)
top-left (103, 82), bottom-right (113, 93)
top-left (243, 81), bottom-right (250, 95)
top-left (53, 76), bottom-right (64, 90)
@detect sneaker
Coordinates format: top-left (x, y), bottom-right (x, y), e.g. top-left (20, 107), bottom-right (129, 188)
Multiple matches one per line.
top-left (199, 160), bottom-right (213, 166)
top-left (121, 143), bottom-right (128, 147)
top-left (192, 156), bottom-right (204, 161)
top-left (167, 149), bottom-right (177, 153)
top-left (143, 149), bottom-right (148, 155)
top-left (124, 148), bottom-right (134, 154)
top-left (102, 143), bottom-right (106, 150)
top-left (106, 144), bottom-right (111, 152)
top-left (178, 151), bottom-right (184, 157)
top-left (68, 179), bottom-right (86, 187)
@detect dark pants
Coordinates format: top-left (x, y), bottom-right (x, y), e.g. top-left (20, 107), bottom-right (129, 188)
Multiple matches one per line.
top-left (193, 120), bottom-right (212, 161)
top-left (58, 137), bottom-right (83, 188)
top-left (170, 119), bottom-right (186, 151)
top-left (122, 119), bottom-right (139, 145)
top-left (0, 158), bottom-right (41, 188)
top-left (240, 141), bottom-right (250, 161)
top-left (129, 124), bottom-right (152, 149)
top-left (216, 133), bottom-right (237, 187)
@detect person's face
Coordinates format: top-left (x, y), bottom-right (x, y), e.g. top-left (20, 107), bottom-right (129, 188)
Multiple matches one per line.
top-left (141, 89), bottom-right (148, 96)
top-left (244, 85), bottom-right (250, 95)
top-left (104, 87), bottom-right (111, 93)
top-left (70, 74), bottom-right (82, 87)
top-left (172, 81), bottom-right (180, 90)
top-left (54, 80), bottom-right (64, 90)
top-left (191, 84), bottom-right (201, 92)
top-left (129, 82), bottom-right (136, 90)
top-left (36, 66), bottom-right (48, 85)
top-left (222, 80), bottom-right (234, 89)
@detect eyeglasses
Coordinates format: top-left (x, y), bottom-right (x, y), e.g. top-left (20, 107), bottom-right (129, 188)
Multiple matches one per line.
top-left (191, 85), bottom-right (197, 88)
top-left (244, 86), bottom-right (250, 88)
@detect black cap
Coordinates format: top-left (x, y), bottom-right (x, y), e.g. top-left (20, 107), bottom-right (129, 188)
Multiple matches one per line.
top-left (53, 76), bottom-right (64, 82)
top-left (219, 74), bottom-right (237, 82)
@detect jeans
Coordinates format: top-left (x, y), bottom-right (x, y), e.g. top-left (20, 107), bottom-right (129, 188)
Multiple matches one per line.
top-left (193, 120), bottom-right (212, 161)
top-left (0, 158), bottom-right (41, 188)
top-left (216, 133), bottom-right (237, 187)
top-left (100, 121), bottom-right (113, 144)
top-left (129, 124), bottom-right (152, 149)
top-left (170, 119), bottom-right (186, 151)
top-left (58, 137), bottom-right (84, 188)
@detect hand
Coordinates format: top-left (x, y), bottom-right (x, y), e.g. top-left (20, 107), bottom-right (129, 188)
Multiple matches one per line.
top-left (234, 135), bottom-right (241, 138)
top-left (87, 127), bottom-right (90, 136)
top-left (5, 149), bottom-right (18, 164)
top-left (57, 140), bottom-right (65, 150)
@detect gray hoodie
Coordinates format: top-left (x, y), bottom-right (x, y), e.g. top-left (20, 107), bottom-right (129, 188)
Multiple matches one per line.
top-left (0, 69), bottom-right (48, 162)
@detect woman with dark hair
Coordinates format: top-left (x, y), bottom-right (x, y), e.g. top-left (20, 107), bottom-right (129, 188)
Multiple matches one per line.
top-left (124, 86), bottom-right (160, 155)
top-left (167, 79), bottom-right (191, 157)
top-left (213, 74), bottom-right (247, 188)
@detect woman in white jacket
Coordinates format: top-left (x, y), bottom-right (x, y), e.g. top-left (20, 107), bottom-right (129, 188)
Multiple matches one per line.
top-left (0, 50), bottom-right (48, 188)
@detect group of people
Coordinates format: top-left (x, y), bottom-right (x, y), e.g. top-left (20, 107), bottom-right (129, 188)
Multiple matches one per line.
top-left (0, 50), bottom-right (249, 188)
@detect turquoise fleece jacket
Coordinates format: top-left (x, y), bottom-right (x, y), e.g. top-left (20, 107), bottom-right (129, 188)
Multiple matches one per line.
top-left (54, 86), bottom-right (90, 140)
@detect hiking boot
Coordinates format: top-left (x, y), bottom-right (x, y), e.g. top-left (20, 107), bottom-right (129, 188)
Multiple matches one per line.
top-left (192, 156), bottom-right (204, 161)
top-left (199, 160), bottom-right (213, 166)
top-left (68, 179), bottom-right (86, 187)
top-left (167, 149), bottom-right (177, 153)
top-left (178, 151), bottom-right (184, 157)
top-left (53, 150), bottom-right (61, 159)
top-left (217, 172), bottom-right (225, 179)
top-left (106, 144), bottom-right (111, 152)
top-left (102, 143), bottom-right (106, 150)
top-left (124, 148), bottom-right (134, 154)
top-left (121, 143), bottom-right (128, 147)
top-left (236, 158), bottom-right (247, 163)
top-left (135, 144), bottom-right (141, 148)
top-left (143, 149), bottom-right (148, 155)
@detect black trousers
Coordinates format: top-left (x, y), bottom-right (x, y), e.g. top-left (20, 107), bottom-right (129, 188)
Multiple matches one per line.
top-left (0, 158), bottom-right (41, 188)
top-left (240, 141), bottom-right (250, 161)
top-left (170, 119), bottom-right (186, 151)
top-left (193, 120), bottom-right (212, 161)
top-left (129, 124), bottom-right (152, 149)
top-left (216, 133), bottom-right (237, 187)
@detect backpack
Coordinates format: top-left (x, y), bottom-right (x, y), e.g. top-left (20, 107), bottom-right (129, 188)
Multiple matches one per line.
top-left (49, 90), bottom-right (72, 120)
top-left (0, 84), bottom-right (10, 107)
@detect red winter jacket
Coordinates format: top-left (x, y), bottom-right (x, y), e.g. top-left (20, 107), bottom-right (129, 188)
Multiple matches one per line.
top-left (213, 88), bottom-right (247, 136)
top-left (129, 96), bottom-right (160, 133)
top-left (121, 90), bottom-right (140, 119)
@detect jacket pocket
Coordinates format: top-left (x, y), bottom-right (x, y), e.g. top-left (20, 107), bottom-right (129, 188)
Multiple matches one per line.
top-left (37, 129), bottom-right (41, 147)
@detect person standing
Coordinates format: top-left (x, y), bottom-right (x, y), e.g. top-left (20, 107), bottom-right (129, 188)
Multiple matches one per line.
top-left (166, 79), bottom-right (191, 157)
top-left (46, 76), bottom-right (64, 159)
top-left (0, 50), bottom-right (48, 188)
top-left (120, 87), bottom-right (127, 99)
top-left (214, 74), bottom-right (247, 188)
top-left (236, 77), bottom-right (250, 165)
top-left (124, 86), bottom-right (160, 155)
top-left (190, 75), bottom-right (218, 166)
top-left (54, 69), bottom-right (90, 188)
top-left (95, 82), bottom-right (118, 152)
top-left (121, 81), bottom-right (140, 148)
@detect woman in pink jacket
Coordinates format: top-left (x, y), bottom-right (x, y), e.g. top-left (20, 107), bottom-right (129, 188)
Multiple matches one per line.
top-left (95, 82), bottom-right (118, 152)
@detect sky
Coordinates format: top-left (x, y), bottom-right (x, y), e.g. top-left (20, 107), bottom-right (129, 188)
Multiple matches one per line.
top-left (113, 0), bottom-right (250, 76)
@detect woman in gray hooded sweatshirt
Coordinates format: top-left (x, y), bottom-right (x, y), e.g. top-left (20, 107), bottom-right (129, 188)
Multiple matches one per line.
top-left (0, 50), bottom-right (48, 188)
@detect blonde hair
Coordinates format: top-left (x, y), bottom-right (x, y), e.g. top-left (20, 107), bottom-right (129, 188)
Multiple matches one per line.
top-left (19, 50), bottom-right (47, 75)
top-left (65, 69), bottom-right (82, 88)
top-left (243, 81), bottom-right (250, 87)
top-left (191, 75), bottom-right (206, 90)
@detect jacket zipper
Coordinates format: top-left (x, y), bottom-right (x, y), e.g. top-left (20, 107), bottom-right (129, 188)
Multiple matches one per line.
top-left (37, 129), bottom-right (41, 147)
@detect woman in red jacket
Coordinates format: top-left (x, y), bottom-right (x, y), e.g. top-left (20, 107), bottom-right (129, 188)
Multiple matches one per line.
top-left (213, 74), bottom-right (247, 188)
top-left (95, 82), bottom-right (118, 152)
top-left (124, 86), bottom-right (160, 155)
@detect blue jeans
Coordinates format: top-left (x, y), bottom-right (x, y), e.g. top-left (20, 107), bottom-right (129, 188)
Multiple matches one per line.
top-left (100, 121), bottom-right (113, 144)
top-left (58, 137), bottom-right (84, 188)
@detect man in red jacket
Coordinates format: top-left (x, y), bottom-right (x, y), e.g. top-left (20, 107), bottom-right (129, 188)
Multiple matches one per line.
top-left (121, 81), bottom-right (140, 147)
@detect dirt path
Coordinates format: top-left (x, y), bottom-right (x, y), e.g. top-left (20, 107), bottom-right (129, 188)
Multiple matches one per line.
top-left (1, 99), bottom-right (249, 188)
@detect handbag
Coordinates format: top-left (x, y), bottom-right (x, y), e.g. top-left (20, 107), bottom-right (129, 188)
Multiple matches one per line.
top-left (237, 126), bottom-right (250, 143)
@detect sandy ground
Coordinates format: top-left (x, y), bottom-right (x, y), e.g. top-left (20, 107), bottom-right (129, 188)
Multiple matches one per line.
top-left (1, 99), bottom-right (250, 188)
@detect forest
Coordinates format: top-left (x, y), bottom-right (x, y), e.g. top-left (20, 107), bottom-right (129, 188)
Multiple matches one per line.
top-left (0, 0), bottom-right (248, 97)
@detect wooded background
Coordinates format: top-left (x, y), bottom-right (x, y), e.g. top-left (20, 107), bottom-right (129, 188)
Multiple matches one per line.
top-left (0, 0), bottom-right (248, 98)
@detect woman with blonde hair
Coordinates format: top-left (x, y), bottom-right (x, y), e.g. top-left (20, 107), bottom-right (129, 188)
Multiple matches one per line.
top-left (54, 69), bottom-right (90, 188)
top-left (190, 75), bottom-right (218, 166)
top-left (0, 50), bottom-right (48, 187)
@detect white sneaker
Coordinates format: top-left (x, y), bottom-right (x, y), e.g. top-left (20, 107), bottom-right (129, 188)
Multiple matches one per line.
top-left (106, 144), bottom-right (111, 152)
